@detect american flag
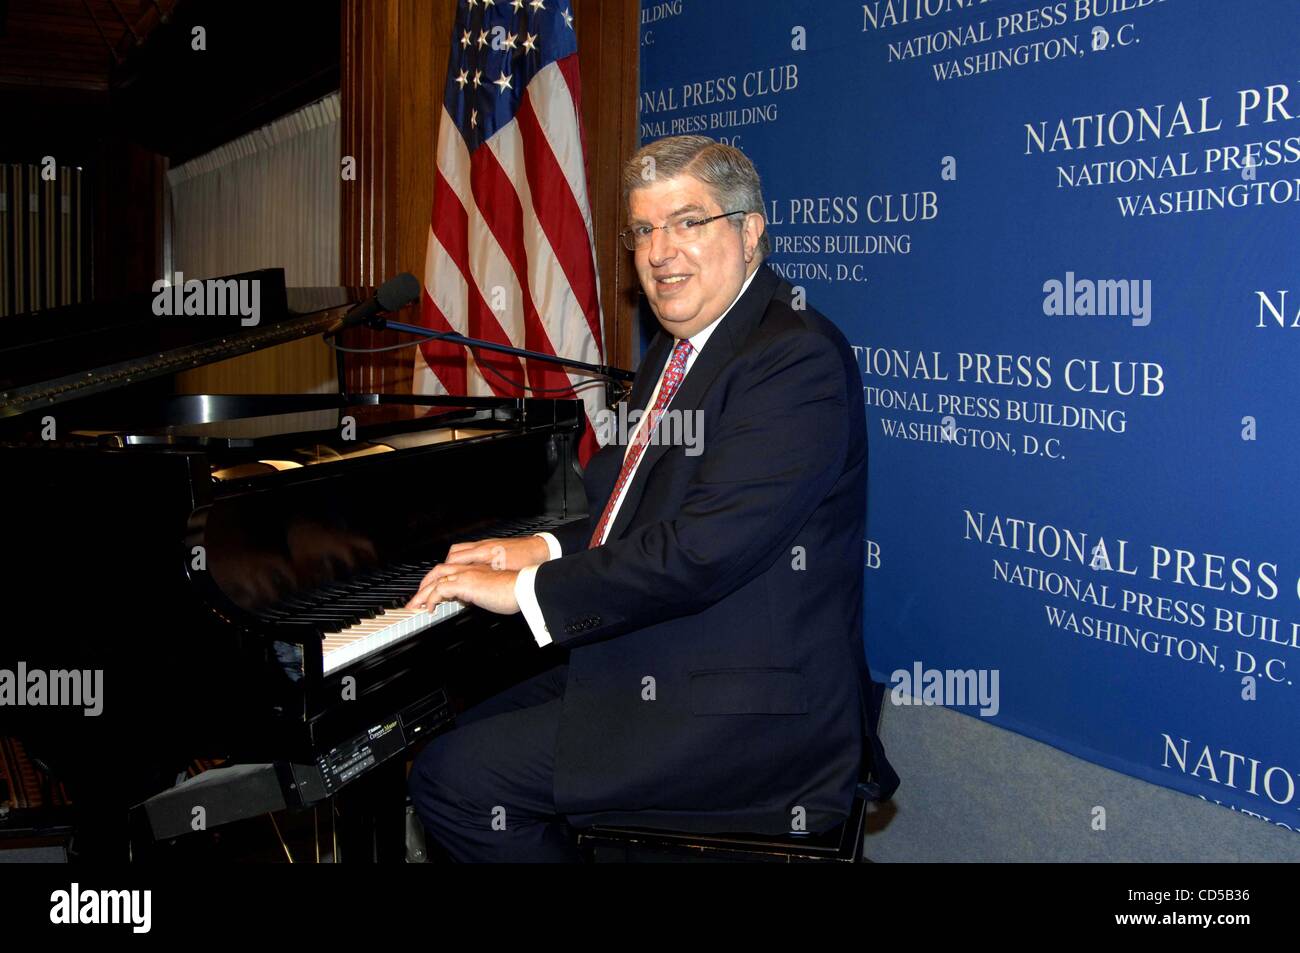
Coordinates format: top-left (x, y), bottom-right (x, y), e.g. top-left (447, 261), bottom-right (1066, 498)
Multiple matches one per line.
top-left (414, 0), bottom-right (605, 465)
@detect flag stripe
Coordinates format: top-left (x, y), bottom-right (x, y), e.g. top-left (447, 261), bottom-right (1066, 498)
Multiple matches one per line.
top-left (432, 122), bottom-right (530, 394)
top-left (518, 66), bottom-right (603, 347)
top-left (484, 119), bottom-right (603, 399)
top-left (538, 57), bottom-right (597, 247)
top-left (475, 144), bottom-right (578, 398)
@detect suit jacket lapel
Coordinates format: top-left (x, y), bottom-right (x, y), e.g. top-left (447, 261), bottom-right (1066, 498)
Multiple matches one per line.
top-left (605, 264), bottom-right (782, 543)
top-left (628, 330), bottom-right (671, 412)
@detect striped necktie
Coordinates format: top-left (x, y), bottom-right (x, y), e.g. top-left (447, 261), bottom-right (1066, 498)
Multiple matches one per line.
top-left (588, 337), bottom-right (694, 548)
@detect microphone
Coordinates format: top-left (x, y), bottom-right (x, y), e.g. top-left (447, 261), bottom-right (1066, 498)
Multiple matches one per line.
top-left (325, 272), bottom-right (421, 337)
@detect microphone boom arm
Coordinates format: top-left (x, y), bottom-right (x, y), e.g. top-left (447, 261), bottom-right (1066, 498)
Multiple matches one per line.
top-left (380, 318), bottom-right (635, 383)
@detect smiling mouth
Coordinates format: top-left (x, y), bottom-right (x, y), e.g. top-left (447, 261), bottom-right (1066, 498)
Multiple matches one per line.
top-left (655, 274), bottom-right (691, 290)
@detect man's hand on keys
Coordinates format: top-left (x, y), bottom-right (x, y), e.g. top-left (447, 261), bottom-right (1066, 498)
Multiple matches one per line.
top-left (406, 567), bottom-right (520, 615)
top-left (405, 535), bottom-right (549, 615)
top-left (445, 535), bottom-right (550, 572)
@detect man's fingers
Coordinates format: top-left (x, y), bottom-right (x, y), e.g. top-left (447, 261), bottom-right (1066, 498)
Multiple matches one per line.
top-left (416, 565), bottom-right (445, 591)
top-left (410, 565), bottom-right (458, 607)
top-left (405, 568), bottom-right (516, 616)
top-left (416, 560), bottom-right (467, 592)
top-left (405, 584), bottom-right (433, 610)
top-left (446, 537), bottom-right (504, 559)
top-left (410, 539), bottom-right (518, 607)
top-left (406, 575), bottom-right (461, 611)
top-left (432, 562), bottom-right (465, 583)
top-left (444, 544), bottom-right (496, 566)
top-left (421, 575), bottom-right (461, 609)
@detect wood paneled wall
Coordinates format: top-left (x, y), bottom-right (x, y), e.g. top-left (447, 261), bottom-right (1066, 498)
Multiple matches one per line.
top-left (93, 137), bottom-right (165, 301)
top-left (339, 0), bottom-right (640, 395)
top-left (573, 0), bottom-right (642, 379)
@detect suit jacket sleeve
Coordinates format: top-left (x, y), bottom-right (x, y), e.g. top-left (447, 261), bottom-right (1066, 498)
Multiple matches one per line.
top-left (533, 329), bottom-right (851, 648)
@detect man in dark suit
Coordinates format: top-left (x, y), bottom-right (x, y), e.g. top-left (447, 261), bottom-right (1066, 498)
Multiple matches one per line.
top-left (406, 134), bottom-right (895, 862)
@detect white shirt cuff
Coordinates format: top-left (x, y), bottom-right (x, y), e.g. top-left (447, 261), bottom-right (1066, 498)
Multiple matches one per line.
top-left (515, 564), bottom-right (553, 647)
top-left (535, 532), bottom-right (563, 561)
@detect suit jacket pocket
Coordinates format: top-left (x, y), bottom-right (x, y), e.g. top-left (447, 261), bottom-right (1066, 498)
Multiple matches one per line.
top-left (689, 667), bottom-right (809, 716)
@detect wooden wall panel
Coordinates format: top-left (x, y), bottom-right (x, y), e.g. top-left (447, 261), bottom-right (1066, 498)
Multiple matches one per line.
top-left (93, 137), bottom-right (165, 300)
top-left (174, 338), bottom-right (338, 396)
top-left (339, 0), bottom-right (639, 394)
top-left (574, 0), bottom-right (642, 375)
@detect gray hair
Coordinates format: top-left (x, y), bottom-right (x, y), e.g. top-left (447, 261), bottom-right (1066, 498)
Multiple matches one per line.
top-left (622, 135), bottom-right (770, 260)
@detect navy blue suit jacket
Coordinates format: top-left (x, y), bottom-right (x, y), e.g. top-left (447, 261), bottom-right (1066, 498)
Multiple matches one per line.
top-left (534, 263), bottom-right (895, 834)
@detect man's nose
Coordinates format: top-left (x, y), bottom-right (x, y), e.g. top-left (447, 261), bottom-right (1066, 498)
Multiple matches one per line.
top-left (647, 226), bottom-right (676, 266)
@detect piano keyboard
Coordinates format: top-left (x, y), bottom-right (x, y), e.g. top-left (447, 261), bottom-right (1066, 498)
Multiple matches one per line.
top-left (255, 514), bottom-right (567, 675)
top-left (321, 601), bottom-right (465, 674)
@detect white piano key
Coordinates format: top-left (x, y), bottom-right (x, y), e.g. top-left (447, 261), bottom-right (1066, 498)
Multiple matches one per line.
top-left (321, 600), bottom-right (467, 674)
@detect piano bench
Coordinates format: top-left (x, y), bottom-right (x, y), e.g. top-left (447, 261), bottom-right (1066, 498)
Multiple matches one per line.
top-left (575, 782), bottom-right (874, 864)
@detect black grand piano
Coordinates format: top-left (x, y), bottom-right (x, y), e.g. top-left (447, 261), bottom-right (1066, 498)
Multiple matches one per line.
top-left (0, 270), bottom-right (587, 861)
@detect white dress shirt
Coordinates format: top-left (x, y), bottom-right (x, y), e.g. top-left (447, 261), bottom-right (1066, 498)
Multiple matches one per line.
top-left (513, 266), bottom-right (760, 647)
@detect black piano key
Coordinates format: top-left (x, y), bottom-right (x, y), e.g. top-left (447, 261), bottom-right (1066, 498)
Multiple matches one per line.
top-left (314, 601), bottom-right (388, 614)
top-left (260, 610), bottom-right (360, 628)
top-left (320, 585), bottom-right (409, 602)
top-left (271, 602), bottom-right (365, 627)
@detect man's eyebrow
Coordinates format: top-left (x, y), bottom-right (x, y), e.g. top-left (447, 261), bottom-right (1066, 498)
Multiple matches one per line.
top-left (628, 204), bottom-right (709, 225)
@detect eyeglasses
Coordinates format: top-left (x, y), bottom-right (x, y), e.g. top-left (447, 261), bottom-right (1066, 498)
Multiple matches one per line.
top-left (619, 210), bottom-right (749, 251)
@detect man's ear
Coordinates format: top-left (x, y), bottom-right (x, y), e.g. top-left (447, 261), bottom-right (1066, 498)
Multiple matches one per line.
top-left (743, 212), bottom-right (765, 262)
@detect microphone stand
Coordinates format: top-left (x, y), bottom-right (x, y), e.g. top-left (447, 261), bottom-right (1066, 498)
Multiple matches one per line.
top-left (381, 319), bottom-right (634, 382)
top-left (361, 315), bottom-right (635, 416)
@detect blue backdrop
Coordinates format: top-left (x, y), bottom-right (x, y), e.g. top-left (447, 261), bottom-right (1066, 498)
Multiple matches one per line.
top-left (640, 0), bottom-right (1299, 834)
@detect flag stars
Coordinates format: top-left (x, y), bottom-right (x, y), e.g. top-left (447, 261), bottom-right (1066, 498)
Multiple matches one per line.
top-left (478, 29), bottom-right (489, 48)
top-left (502, 31), bottom-right (518, 51)
top-left (461, 29), bottom-right (472, 48)
top-left (523, 32), bottom-right (538, 52)
top-left (470, 108), bottom-right (478, 129)
top-left (455, 68), bottom-right (470, 89)
top-left (562, 7), bottom-right (573, 28)
top-left (511, 0), bottom-right (525, 10)
top-left (530, 0), bottom-right (545, 11)
top-left (472, 69), bottom-right (483, 88)
top-left (494, 71), bottom-right (513, 93)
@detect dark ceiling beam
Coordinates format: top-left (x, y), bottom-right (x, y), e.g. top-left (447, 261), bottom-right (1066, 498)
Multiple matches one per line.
top-left (112, 1), bottom-right (183, 77)
top-left (106, 0), bottom-right (143, 45)
top-left (80, 0), bottom-right (122, 65)
top-left (0, 71), bottom-right (107, 92)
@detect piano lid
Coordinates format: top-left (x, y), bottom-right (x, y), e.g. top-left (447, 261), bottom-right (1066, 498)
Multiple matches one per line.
top-left (0, 269), bottom-right (363, 420)
top-left (47, 392), bottom-right (579, 483)
top-left (94, 394), bottom-right (508, 451)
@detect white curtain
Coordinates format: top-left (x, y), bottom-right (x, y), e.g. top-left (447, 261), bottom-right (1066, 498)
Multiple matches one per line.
top-left (167, 93), bottom-right (340, 286)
